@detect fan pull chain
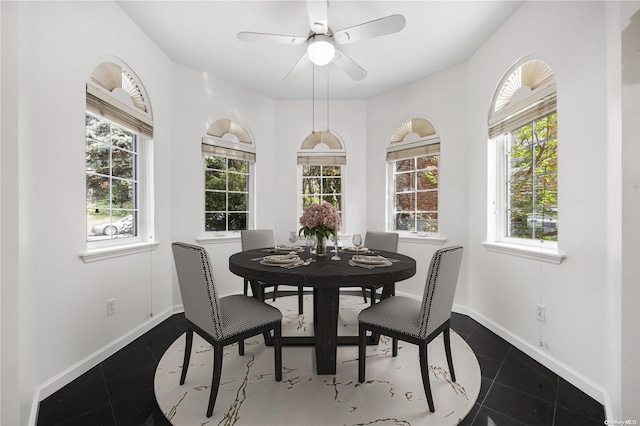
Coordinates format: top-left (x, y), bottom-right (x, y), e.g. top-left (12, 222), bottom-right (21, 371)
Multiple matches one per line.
top-left (312, 65), bottom-right (316, 134)
top-left (326, 68), bottom-right (330, 132)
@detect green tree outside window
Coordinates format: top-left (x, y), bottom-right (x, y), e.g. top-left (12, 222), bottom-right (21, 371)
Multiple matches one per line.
top-left (506, 112), bottom-right (558, 241)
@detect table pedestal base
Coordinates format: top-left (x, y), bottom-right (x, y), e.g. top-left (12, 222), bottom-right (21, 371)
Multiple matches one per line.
top-left (251, 281), bottom-right (393, 375)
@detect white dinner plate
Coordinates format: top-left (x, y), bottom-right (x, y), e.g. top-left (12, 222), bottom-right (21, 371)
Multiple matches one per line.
top-left (273, 245), bottom-right (304, 253)
top-left (352, 255), bottom-right (389, 265)
top-left (262, 254), bottom-right (300, 264)
top-left (341, 247), bottom-right (369, 253)
top-left (260, 258), bottom-right (304, 267)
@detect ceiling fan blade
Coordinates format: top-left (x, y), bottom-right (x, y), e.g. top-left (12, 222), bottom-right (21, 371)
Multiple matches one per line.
top-left (237, 32), bottom-right (307, 45)
top-left (332, 49), bottom-right (367, 81)
top-left (284, 54), bottom-right (311, 81)
top-left (333, 14), bottom-right (406, 45)
top-left (306, 0), bottom-right (328, 34)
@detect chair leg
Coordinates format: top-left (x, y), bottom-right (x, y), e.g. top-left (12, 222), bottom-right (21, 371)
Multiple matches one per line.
top-left (180, 328), bottom-right (194, 385)
top-left (297, 286), bottom-right (304, 314)
top-left (361, 287), bottom-right (368, 303)
top-left (358, 323), bottom-right (367, 383)
top-left (238, 339), bottom-right (244, 356)
top-left (243, 278), bottom-right (249, 296)
top-left (207, 342), bottom-right (224, 418)
top-left (313, 288), bottom-right (318, 328)
top-left (273, 323), bottom-right (282, 382)
top-left (272, 285), bottom-right (278, 301)
top-left (392, 338), bottom-right (398, 357)
top-left (369, 287), bottom-right (376, 305)
top-left (419, 343), bottom-right (435, 413)
top-left (259, 285), bottom-right (266, 302)
top-left (443, 327), bottom-right (456, 382)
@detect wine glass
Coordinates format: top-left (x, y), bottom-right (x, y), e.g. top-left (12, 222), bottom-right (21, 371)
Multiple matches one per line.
top-left (288, 231), bottom-right (297, 244)
top-left (331, 233), bottom-right (341, 260)
top-left (305, 235), bottom-right (315, 253)
top-left (352, 234), bottom-right (363, 251)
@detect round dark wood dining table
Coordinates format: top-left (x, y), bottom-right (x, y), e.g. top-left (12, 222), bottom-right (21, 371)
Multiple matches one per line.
top-left (229, 247), bottom-right (416, 375)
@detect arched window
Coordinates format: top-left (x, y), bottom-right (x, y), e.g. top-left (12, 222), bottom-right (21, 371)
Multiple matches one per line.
top-left (202, 119), bottom-right (255, 233)
top-left (85, 59), bottom-right (153, 249)
top-left (386, 117), bottom-right (439, 234)
top-left (488, 57), bottom-right (558, 246)
top-left (297, 130), bottom-right (346, 226)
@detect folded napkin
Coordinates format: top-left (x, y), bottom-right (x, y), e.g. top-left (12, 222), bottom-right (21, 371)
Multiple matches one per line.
top-left (353, 255), bottom-right (387, 263)
top-left (276, 244), bottom-right (297, 250)
top-left (266, 253), bottom-right (299, 261)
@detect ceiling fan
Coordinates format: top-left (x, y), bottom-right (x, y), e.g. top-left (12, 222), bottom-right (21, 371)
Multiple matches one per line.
top-left (237, 0), bottom-right (406, 81)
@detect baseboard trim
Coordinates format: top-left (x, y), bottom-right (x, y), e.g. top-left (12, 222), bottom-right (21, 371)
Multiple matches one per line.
top-left (29, 308), bottom-right (174, 426)
top-left (28, 297), bottom-right (610, 424)
top-left (467, 307), bottom-right (607, 405)
top-left (398, 291), bottom-right (608, 413)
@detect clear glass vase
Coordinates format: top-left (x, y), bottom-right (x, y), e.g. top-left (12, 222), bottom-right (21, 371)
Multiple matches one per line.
top-left (315, 235), bottom-right (327, 257)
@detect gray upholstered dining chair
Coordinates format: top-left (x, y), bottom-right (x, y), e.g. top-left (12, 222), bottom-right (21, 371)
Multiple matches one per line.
top-left (361, 231), bottom-right (399, 304)
top-left (241, 229), bottom-right (305, 314)
top-left (172, 242), bottom-right (282, 418)
top-left (358, 245), bottom-right (463, 413)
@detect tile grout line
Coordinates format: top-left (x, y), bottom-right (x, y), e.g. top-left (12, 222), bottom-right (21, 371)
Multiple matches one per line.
top-left (471, 344), bottom-right (512, 424)
top-left (552, 375), bottom-right (560, 425)
top-left (99, 363), bottom-right (118, 426)
top-left (483, 344), bottom-right (542, 425)
top-left (458, 319), bottom-right (484, 425)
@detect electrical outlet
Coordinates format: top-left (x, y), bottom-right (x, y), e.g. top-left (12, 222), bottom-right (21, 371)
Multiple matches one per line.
top-left (536, 304), bottom-right (545, 322)
top-left (107, 298), bottom-right (116, 316)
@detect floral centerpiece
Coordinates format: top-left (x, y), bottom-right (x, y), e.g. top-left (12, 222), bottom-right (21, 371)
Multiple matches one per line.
top-left (299, 201), bottom-right (342, 256)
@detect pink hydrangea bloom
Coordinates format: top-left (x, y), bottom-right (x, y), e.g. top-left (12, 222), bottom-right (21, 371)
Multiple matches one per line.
top-left (299, 201), bottom-right (341, 237)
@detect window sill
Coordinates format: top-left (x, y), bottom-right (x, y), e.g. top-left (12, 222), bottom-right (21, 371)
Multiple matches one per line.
top-left (482, 242), bottom-right (566, 264)
top-left (80, 241), bottom-right (159, 263)
top-left (196, 234), bottom-right (241, 244)
top-left (398, 234), bottom-right (447, 245)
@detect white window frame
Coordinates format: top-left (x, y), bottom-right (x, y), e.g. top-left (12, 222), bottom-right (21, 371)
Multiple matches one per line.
top-left (484, 57), bottom-right (565, 263)
top-left (85, 113), bottom-right (153, 250)
top-left (386, 148), bottom-right (440, 237)
top-left (492, 126), bottom-right (558, 251)
top-left (296, 130), bottom-right (347, 233)
top-left (297, 163), bottom-right (345, 230)
top-left (200, 120), bottom-right (257, 238)
top-left (81, 128), bottom-right (155, 261)
top-left (202, 154), bottom-right (255, 236)
top-left (384, 116), bottom-right (442, 241)
top-left (81, 60), bottom-right (156, 262)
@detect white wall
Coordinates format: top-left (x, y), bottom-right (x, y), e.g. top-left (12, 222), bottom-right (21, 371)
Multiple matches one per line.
top-left (1, 1), bottom-right (21, 424)
top-left (4, 1), bottom-right (634, 423)
top-left (366, 62), bottom-right (470, 306)
top-left (14, 1), bottom-right (174, 423)
top-left (170, 62), bottom-right (277, 299)
top-left (169, 69), bottom-right (368, 307)
top-left (619, 2), bottom-right (640, 420)
top-left (274, 98), bottom-right (367, 237)
top-left (604, 1), bottom-right (623, 419)
top-left (467, 1), bottom-right (608, 402)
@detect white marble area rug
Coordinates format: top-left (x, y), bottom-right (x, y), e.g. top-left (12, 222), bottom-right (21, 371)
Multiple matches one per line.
top-left (154, 295), bottom-right (481, 426)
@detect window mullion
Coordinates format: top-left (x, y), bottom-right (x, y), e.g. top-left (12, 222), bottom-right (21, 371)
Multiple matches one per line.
top-left (226, 157), bottom-right (230, 232)
top-left (415, 158), bottom-right (420, 231)
top-left (530, 122), bottom-right (536, 240)
top-left (109, 123), bottom-right (114, 232)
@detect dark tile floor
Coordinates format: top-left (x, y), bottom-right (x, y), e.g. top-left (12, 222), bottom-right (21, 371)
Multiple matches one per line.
top-left (37, 306), bottom-right (605, 426)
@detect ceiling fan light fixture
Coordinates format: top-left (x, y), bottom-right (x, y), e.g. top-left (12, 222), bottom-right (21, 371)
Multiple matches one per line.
top-left (307, 35), bottom-right (335, 66)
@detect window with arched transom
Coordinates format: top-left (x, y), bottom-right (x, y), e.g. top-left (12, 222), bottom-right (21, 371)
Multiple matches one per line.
top-left (297, 130), bottom-right (346, 228)
top-left (85, 59), bottom-right (154, 250)
top-left (202, 119), bottom-right (256, 233)
top-left (488, 57), bottom-right (558, 248)
top-left (386, 117), bottom-right (439, 235)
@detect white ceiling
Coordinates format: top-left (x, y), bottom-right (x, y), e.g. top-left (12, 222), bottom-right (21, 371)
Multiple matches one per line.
top-left (117, 1), bottom-right (522, 100)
